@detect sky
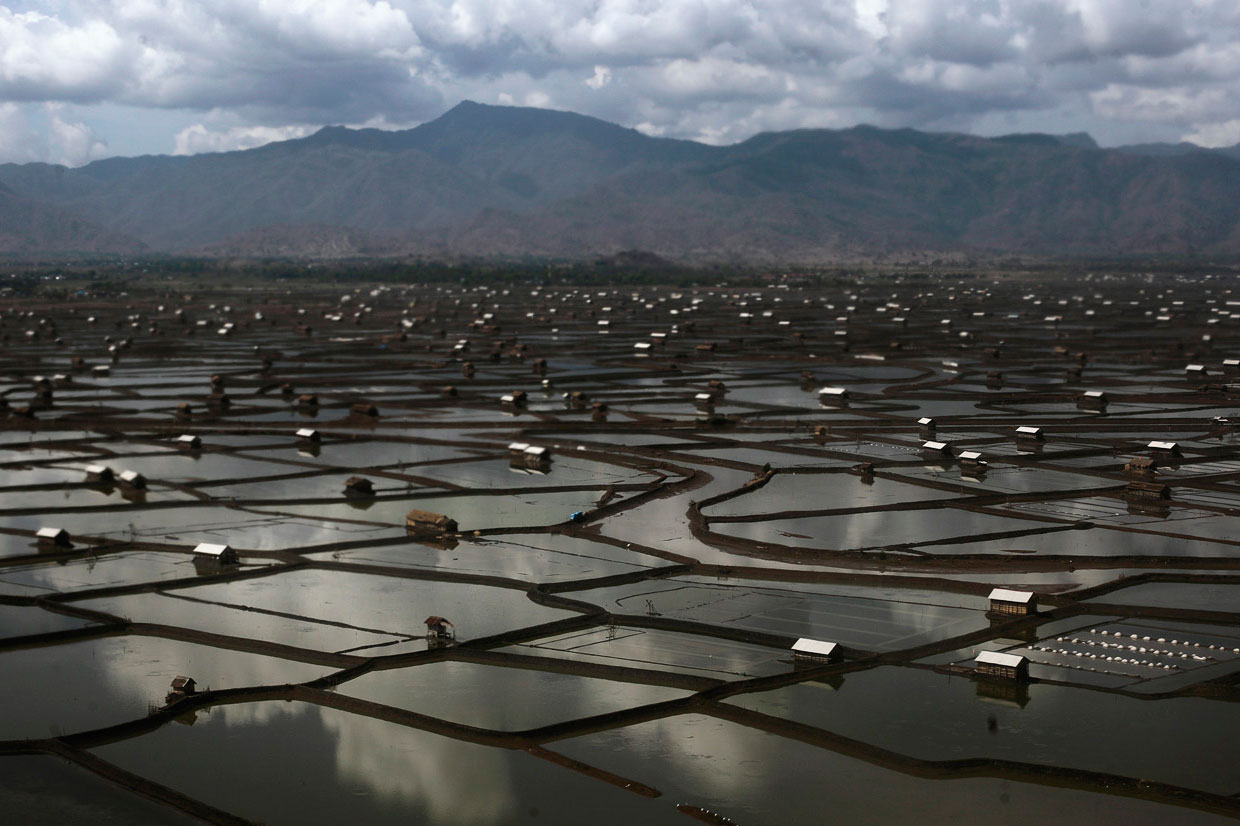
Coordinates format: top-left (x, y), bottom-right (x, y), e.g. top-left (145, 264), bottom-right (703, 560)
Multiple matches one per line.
top-left (2, 0), bottom-right (1240, 166)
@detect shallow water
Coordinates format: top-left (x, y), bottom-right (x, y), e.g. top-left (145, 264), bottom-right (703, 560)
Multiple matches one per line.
top-left (0, 279), bottom-right (1236, 825)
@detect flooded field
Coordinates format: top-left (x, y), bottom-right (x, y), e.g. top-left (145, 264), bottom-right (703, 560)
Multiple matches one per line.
top-left (0, 273), bottom-right (1237, 824)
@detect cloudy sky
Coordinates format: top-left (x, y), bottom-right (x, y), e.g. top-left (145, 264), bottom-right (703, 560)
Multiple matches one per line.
top-left (1, 0), bottom-right (1238, 166)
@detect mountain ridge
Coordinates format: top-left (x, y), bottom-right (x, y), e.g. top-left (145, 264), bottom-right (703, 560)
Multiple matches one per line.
top-left (3, 101), bottom-right (1240, 260)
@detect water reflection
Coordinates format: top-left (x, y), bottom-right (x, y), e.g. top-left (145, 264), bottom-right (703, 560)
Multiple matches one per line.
top-left (0, 636), bottom-right (328, 739)
top-left (94, 701), bottom-right (677, 826)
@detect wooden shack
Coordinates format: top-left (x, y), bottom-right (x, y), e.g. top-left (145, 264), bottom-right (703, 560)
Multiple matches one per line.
top-left (988, 588), bottom-right (1035, 616)
top-left (1014, 426), bottom-right (1044, 443)
top-left (818, 386), bottom-right (849, 406)
top-left (192, 543), bottom-right (238, 565)
top-left (921, 440), bottom-right (952, 457)
top-left (36, 527), bottom-right (71, 548)
top-left (564, 390), bottom-right (590, 408)
top-left (917, 417), bottom-right (937, 438)
top-left (169, 675), bottom-right (197, 695)
top-left (405, 509), bottom-right (458, 536)
top-left (424, 615), bottom-right (455, 640)
top-left (118, 470), bottom-right (147, 489)
top-left (84, 464), bottom-right (114, 483)
top-left (1147, 440), bottom-right (1182, 458)
top-left (295, 428), bottom-right (321, 443)
top-left (975, 650), bottom-right (1029, 682)
top-left (1124, 456), bottom-right (1157, 478)
top-left (958, 450), bottom-right (987, 471)
top-left (297, 393), bottom-right (319, 408)
top-left (1124, 482), bottom-right (1169, 502)
top-left (508, 442), bottom-right (551, 470)
top-left (791, 638), bottom-right (840, 664)
top-left (166, 675), bottom-right (198, 704)
top-left (176, 434), bottom-right (202, 450)
top-left (1077, 390), bottom-right (1108, 411)
top-left (343, 476), bottom-right (374, 497)
top-left (350, 402), bottom-right (379, 418)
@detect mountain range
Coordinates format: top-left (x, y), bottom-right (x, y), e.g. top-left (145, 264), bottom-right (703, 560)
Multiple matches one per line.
top-left (4, 100), bottom-right (1240, 262)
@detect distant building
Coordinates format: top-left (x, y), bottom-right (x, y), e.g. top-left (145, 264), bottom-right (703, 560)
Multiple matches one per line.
top-left (84, 464), bottom-right (114, 483)
top-left (791, 638), bottom-right (840, 664)
top-left (988, 588), bottom-right (1035, 616)
top-left (1124, 481), bottom-right (1169, 502)
top-left (118, 470), bottom-right (147, 489)
top-left (975, 650), bottom-right (1029, 682)
top-left (1077, 391), bottom-right (1108, 411)
top-left (424, 615), bottom-right (455, 640)
top-left (818, 386), bottom-right (849, 405)
top-left (166, 675), bottom-right (198, 704)
top-left (406, 509), bottom-right (458, 536)
top-left (36, 527), bottom-right (70, 548)
top-left (958, 450), bottom-right (986, 471)
top-left (1147, 440), bottom-right (1182, 458)
top-left (343, 476), bottom-right (374, 496)
top-left (192, 543), bottom-right (238, 565)
top-left (509, 443), bottom-right (551, 471)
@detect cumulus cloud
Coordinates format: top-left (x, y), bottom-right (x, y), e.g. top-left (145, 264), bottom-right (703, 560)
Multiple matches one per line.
top-left (1184, 118), bottom-right (1240, 148)
top-left (1, 0), bottom-right (1240, 156)
top-left (585, 65), bottom-right (611, 90)
top-left (47, 105), bottom-right (109, 164)
top-left (173, 122), bottom-right (315, 155)
top-left (0, 101), bottom-right (108, 165)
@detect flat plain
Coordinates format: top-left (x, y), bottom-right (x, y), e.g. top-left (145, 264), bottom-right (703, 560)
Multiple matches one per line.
top-left (0, 271), bottom-right (1237, 825)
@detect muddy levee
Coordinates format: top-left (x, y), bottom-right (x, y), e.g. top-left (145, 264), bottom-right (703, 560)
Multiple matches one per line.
top-left (0, 276), bottom-right (1237, 826)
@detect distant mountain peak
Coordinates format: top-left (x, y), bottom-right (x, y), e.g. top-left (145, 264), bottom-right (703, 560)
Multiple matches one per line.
top-left (2, 101), bottom-right (1240, 260)
top-left (427, 98), bottom-right (642, 138)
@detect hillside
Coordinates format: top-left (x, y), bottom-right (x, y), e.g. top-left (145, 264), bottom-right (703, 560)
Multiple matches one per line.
top-left (3, 101), bottom-right (1240, 261)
